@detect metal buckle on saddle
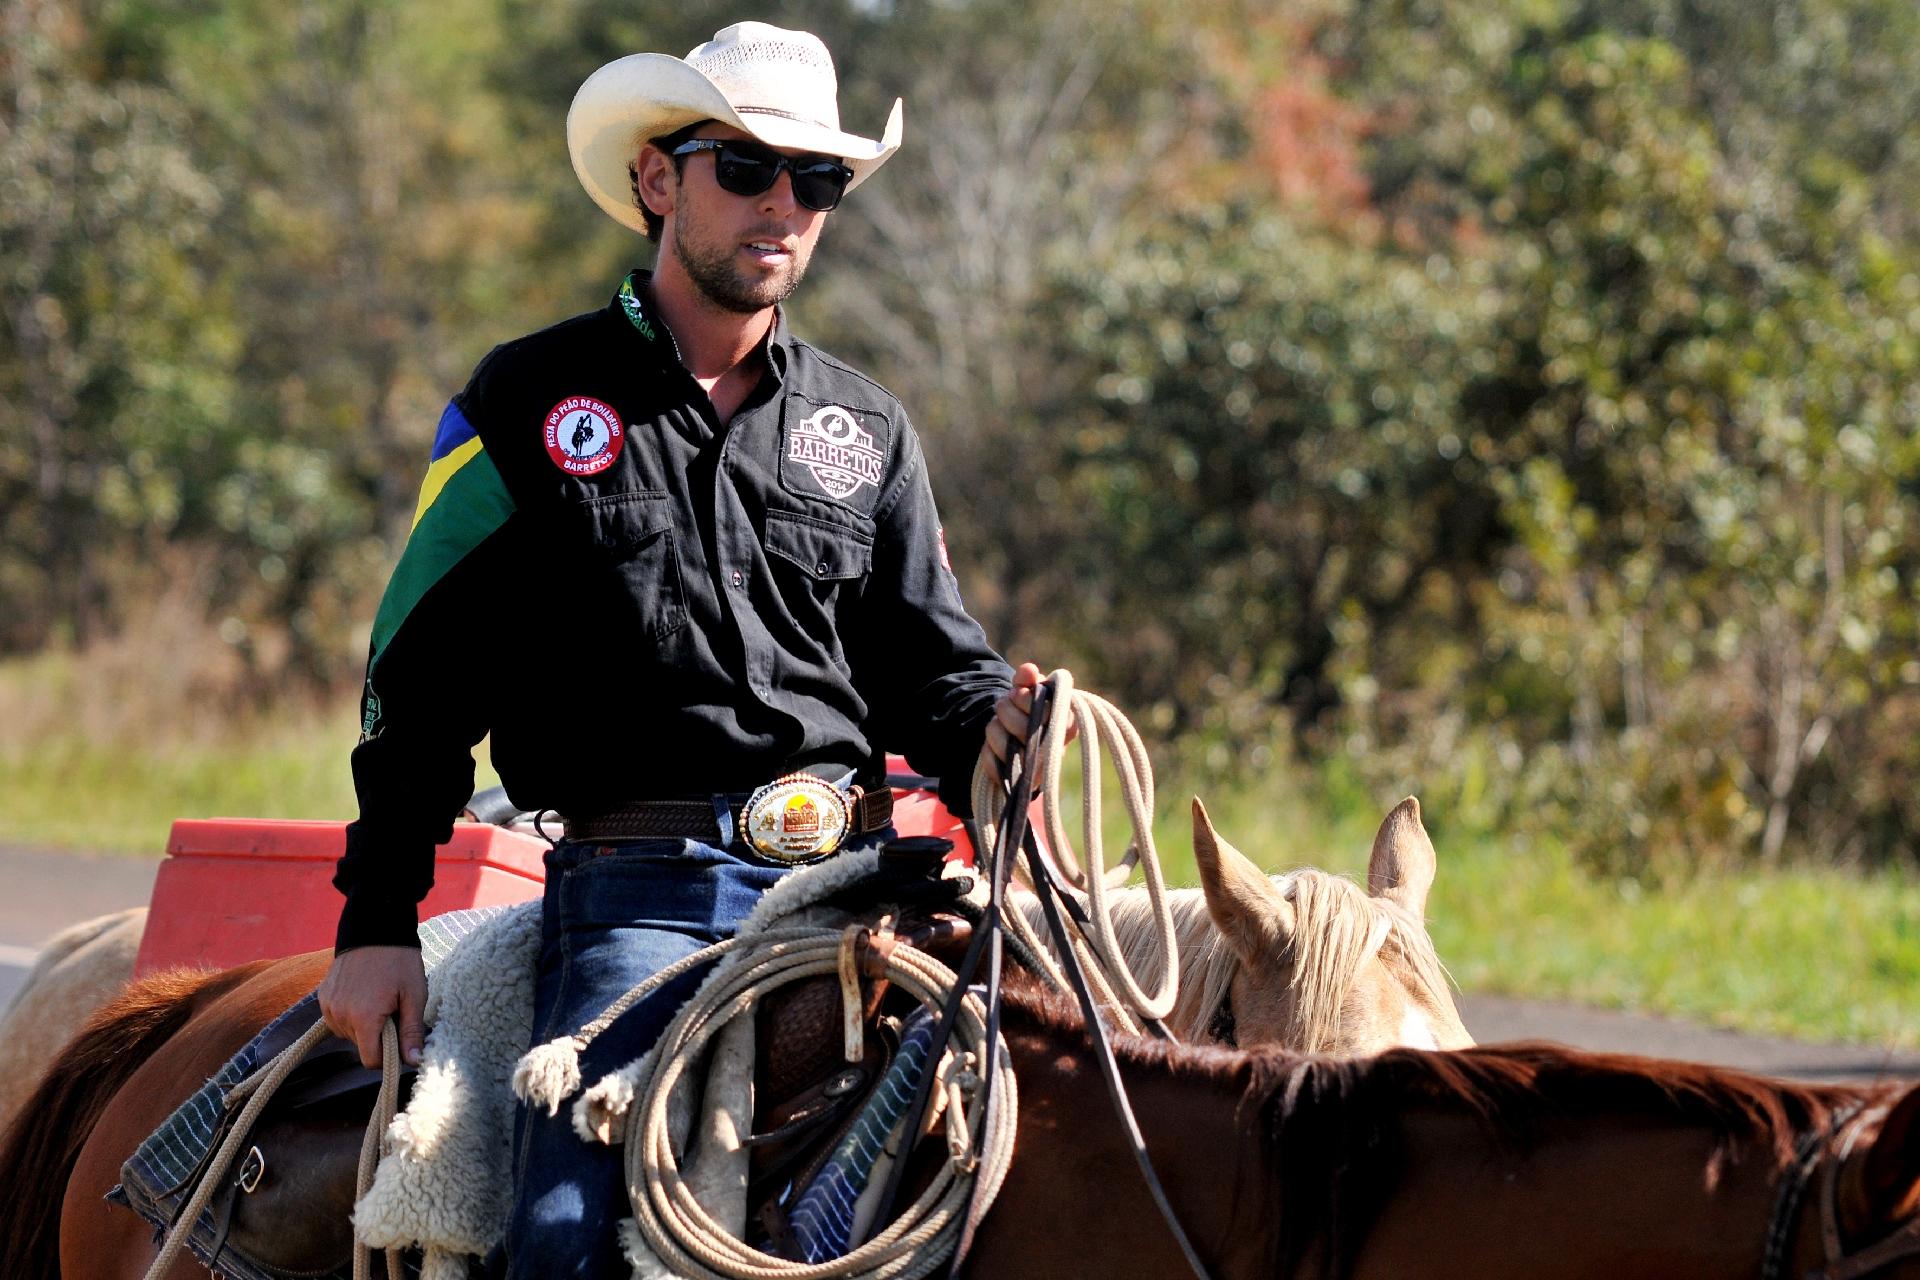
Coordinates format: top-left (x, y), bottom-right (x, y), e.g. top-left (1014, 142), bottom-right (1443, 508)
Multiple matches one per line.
top-left (744, 773), bottom-right (853, 863)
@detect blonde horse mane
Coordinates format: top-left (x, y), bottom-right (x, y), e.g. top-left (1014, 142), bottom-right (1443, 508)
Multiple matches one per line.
top-left (1083, 872), bottom-right (1454, 1050)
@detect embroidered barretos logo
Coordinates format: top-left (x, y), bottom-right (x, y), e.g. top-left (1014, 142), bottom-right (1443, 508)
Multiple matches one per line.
top-left (788, 406), bottom-right (883, 500)
top-left (544, 396), bottom-right (625, 476)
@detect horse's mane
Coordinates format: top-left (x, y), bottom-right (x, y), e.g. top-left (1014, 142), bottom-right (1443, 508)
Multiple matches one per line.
top-left (991, 985), bottom-right (1878, 1280)
top-left (1093, 871), bottom-right (1453, 1049)
top-left (0, 966), bottom-right (229, 1280)
top-left (1251, 1042), bottom-right (1879, 1280)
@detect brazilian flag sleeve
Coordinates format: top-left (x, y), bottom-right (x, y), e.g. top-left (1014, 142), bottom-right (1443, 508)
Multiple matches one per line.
top-left (333, 396), bottom-right (518, 951)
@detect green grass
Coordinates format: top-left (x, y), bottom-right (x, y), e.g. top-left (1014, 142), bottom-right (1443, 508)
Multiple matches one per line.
top-left (0, 707), bottom-right (363, 853)
top-left (1, 646), bottom-right (1913, 1048)
top-left (1422, 830), bottom-right (1920, 1048)
top-left (0, 647), bottom-right (500, 854)
top-left (1056, 747), bottom-right (1920, 1050)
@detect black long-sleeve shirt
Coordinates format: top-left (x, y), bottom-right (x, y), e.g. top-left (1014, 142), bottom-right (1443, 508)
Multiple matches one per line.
top-left (334, 272), bottom-right (1011, 949)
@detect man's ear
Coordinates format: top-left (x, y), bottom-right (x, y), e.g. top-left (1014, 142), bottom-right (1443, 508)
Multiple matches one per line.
top-left (634, 146), bottom-right (678, 223)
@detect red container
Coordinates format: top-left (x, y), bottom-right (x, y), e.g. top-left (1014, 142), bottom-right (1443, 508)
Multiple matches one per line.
top-left (133, 819), bottom-right (548, 977)
top-left (133, 758), bottom-right (997, 976)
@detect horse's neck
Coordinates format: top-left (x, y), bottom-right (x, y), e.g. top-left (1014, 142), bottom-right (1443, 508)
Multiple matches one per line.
top-left (961, 1020), bottom-right (1278, 1279)
top-left (969, 1015), bottom-right (1814, 1280)
top-left (1354, 1105), bottom-right (1784, 1279)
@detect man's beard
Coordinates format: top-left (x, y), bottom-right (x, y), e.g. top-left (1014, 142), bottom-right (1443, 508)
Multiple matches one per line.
top-left (671, 208), bottom-right (812, 314)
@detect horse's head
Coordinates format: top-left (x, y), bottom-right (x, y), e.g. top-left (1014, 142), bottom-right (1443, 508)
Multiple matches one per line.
top-left (1777, 1083), bottom-right (1920, 1280)
top-left (1190, 795), bottom-right (1474, 1057)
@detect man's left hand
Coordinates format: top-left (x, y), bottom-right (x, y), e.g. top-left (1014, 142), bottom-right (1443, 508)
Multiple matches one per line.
top-left (986, 662), bottom-right (1077, 764)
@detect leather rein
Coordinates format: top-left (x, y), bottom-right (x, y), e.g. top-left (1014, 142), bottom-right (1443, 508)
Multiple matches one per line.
top-left (1762, 1102), bottom-right (1920, 1280)
top-left (865, 680), bottom-right (1217, 1280)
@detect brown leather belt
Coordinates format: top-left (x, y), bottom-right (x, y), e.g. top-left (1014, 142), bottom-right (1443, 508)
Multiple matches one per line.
top-left (567, 785), bottom-right (893, 845)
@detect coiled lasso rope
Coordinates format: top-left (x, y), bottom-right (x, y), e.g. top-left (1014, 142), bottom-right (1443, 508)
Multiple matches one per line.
top-left (508, 917), bottom-right (1020, 1279)
top-left (595, 924), bottom-right (1018, 1280)
top-left (970, 668), bottom-right (1181, 1036)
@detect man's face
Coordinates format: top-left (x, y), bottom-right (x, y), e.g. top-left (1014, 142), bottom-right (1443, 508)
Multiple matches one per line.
top-left (660, 124), bottom-right (832, 315)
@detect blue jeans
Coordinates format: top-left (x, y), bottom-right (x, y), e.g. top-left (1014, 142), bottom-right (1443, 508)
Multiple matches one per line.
top-left (503, 830), bottom-right (890, 1279)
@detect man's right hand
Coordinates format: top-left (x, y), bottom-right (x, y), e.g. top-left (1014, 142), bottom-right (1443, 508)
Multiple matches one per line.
top-left (318, 945), bottom-right (428, 1068)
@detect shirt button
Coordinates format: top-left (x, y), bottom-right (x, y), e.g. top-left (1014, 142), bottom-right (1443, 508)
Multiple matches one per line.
top-left (816, 561), bottom-right (830, 575)
top-left (731, 569), bottom-right (744, 587)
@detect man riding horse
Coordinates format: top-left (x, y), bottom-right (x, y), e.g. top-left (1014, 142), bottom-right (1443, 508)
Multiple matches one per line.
top-left (317, 22), bottom-right (1053, 1278)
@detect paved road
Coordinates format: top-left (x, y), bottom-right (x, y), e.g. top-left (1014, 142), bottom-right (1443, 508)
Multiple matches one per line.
top-left (1, 845), bottom-right (1914, 1082)
top-left (1457, 993), bottom-right (1919, 1084)
top-left (0, 845), bottom-right (159, 1009)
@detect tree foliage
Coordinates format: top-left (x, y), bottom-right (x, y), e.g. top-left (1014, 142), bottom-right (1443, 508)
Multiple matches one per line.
top-left (4, 0), bottom-right (1918, 869)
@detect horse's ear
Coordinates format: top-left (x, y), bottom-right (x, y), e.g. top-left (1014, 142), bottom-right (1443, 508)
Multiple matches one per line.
top-left (1192, 796), bottom-right (1295, 962)
top-left (1849, 1084), bottom-right (1920, 1231)
top-left (1367, 797), bottom-right (1437, 918)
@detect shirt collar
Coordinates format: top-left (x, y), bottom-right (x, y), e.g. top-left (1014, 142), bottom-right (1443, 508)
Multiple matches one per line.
top-left (613, 268), bottom-right (791, 384)
top-left (612, 269), bottom-right (680, 367)
top-left (764, 305), bottom-right (791, 381)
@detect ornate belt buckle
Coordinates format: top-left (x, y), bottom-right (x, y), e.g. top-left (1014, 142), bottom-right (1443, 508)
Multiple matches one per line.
top-left (744, 773), bottom-right (851, 864)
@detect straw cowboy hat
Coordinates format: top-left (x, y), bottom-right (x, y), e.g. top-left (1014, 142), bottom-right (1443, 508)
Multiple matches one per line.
top-left (568, 21), bottom-right (904, 234)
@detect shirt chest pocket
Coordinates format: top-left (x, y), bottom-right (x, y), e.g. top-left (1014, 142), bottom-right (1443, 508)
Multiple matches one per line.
top-left (763, 510), bottom-right (874, 584)
top-left (578, 491), bottom-right (688, 641)
top-left (763, 511), bottom-right (873, 653)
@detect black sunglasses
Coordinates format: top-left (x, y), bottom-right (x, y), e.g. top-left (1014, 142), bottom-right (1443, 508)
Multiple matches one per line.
top-left (671, 139), bottom-right (854, 212)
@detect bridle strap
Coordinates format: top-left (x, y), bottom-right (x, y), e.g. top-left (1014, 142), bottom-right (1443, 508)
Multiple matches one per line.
top-left (1812, 1217), bottom-right (1920, 1280)
top-left (1764, 1102), bottom-right (1920, 1280)
top-left (1762, 1122), bottom-right (1829, 1280)
top-left (1807, 1104), bottom-right (1920, 1280)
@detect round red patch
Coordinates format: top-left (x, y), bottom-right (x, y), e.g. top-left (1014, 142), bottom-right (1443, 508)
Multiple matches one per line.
top-left (544, 396), bottom-right (624, 476)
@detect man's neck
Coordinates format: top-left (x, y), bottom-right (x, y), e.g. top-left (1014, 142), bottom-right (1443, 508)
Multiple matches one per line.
top-left (646, 268), bottom-right (773, 386)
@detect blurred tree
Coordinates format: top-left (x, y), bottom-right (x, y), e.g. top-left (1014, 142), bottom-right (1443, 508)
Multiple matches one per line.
top-left (801, 0), bottom-right (1240, 655)
top-left (1040, 203), bottom-right (1499, 738)
top-left (150, 0), bottom-right (561, 684)
top-left (1323, 0), bottom-right (1920, 868)
top-left (0, 0), bottom-right (235, 650)
top-left (7, 0), bottom-right (1919, 870)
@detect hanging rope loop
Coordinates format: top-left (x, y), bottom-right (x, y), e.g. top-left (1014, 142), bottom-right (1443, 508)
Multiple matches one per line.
top-left (970, 669), bottom-right (1181, 1028)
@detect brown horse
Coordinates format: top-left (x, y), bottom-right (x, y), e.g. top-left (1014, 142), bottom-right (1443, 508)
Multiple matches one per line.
top-left (969, 987), bottom-right (1920, 1279)
top-left (6, 954), bottom-right (330, 1280)
top-left (8, 952), bottom-right (1919, 1278)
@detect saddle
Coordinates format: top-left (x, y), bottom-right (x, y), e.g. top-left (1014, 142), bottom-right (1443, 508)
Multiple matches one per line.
top-left (206, 843), bottom-right (975, 1279)
top-left (211, 1044), bottom-right (416, 1277)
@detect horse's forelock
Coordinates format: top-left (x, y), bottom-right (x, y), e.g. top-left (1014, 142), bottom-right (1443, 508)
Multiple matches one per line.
top-left (1280, 872), bottom-right (1383, 1052)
